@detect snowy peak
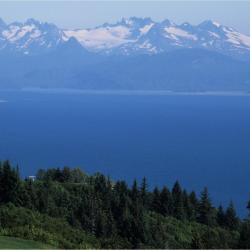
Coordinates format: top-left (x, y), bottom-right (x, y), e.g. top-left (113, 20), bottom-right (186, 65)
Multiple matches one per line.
top-left (0, 18), bottom-right (64, 54)
top-left (117, 17), bottom-right (153, 27)
top-left (120, 18), bottom-right (250, 57)
top-left (0, 17), bottom-right (250, 59)
top-left (160, 19), bottom-right (175, 27)
top-left (198, 20), bottom-right (222, 29)
top-left (63, 17), bottom-right (155, 52)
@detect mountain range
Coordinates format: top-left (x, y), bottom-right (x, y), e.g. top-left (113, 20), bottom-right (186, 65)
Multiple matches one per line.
top-left (0, 17), bottom-right (250, 91)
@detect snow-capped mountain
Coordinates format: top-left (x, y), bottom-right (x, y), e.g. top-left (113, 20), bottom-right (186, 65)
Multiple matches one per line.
top-left (63, 17), bottom-right (154, 52)
top-left (0, 17), bottom-right (250, 58)
top-left (63, 17), bottom-right (250, 58)
top-left (0, 18), bottom-right (64, 54)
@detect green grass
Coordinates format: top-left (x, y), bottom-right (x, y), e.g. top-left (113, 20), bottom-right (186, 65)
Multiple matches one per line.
top-left (0, 236), bottom-right (54, 249)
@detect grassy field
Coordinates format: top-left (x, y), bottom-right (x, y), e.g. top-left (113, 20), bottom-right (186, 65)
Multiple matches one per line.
top-left (0, 236), bottom-right (54, 249)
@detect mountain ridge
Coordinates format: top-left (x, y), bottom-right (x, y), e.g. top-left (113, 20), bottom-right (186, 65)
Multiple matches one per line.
top-left (1, 17), bottom-right (250, 91)
top-left (0, 17), bottom-right (250, 59)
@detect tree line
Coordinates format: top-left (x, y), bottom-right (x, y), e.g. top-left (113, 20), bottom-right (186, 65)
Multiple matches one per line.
top-left (0, 160), bottom-right (249, 248)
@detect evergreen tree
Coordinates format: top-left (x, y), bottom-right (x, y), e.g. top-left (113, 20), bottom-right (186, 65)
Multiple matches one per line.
top-left (160, 186), bottom-right (172, 216)
top-left (61, 167), bottom-right (71, 182)
top-left (130, 180), bottom-right (145, 247)
top-left (172, 181), bottom-right (185, 220)
top-left (19, 179), bottom-right (37, 209)
top-left (239, 220), bottom-right (250, 248)
top-left (191, 232), bottom-right (204, 249)
top-left (247, 201), bottom-right (250, 217)
top-left (140, 177), bottom-right (149, 208)
top-left (55, 167), bottom-right (63, 182)
top-left (183, 189), bottom-right (193, 220)
top-left (224, 201), bottom-right (239, 231)
top-left (36, 169), bottom-right (46, 180)
top-left (0, 161), bottom-right (21, 204)
top-left (0, 161), bottom-right (245, 249)
top-left (217, 205), bottom-right (226, 227)
top-left (131, 179), bottom-right (139, 202)
top-left (198, 187), bottom-right (216, 226)
top-left (189, 191), bottom-right (198, 221)
top-left (151, 187), bottom-right (161, 214)
top-left (112, 181), bottom-right (132, 241)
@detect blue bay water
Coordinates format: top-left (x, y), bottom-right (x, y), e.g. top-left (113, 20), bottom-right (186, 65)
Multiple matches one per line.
top-left (0, 90), bottom-right (250, 217)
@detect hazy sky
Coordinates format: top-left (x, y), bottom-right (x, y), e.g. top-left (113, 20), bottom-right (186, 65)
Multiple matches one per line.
top-left (0, 1), bottom-right (249, 34)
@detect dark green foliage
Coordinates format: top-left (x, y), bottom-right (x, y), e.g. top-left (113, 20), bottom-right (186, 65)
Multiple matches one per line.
top-left (140, 177), bottom-right (149, 208)
top-left (224, 201), bottom-right (240, 231)
top-left (0, 161), bottom-right (21, 205)
top-left (151, 187), bottom-right (161, 214)
top-left (0, 204), bottom-right (99, 248)
top-left (160, 186), bottom-right (172, 216)
top-left (247, 201), bottom-right (250, 217)
top-left (216, 202), bottom-right (240, 231)
top-left (188, 191), bottom-right (199, 221)
top-left (36, 167), bottom-right (86, 183)
top-left (198, 187), bottom-right (216, 226)
top-left (183, 189), bottom-right (194, 221)
top-left (238, 202), bottom-right (250, 248)
top-left (0, 161), bottom-right (248, 248)
top-left (217, 205), bottom-right (226, 227)
top-left (239, 220), bottom-right (250, 248)
top-left (172, 181), bottom-right (185, 220)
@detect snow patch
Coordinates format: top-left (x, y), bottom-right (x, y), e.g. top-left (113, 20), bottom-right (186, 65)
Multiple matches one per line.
top-left (30, 29), bottom-right (42, 39)
top-left (164, 27), bottom-right (197, 40)
top-left (226, 30), bottom-right (250, 47)
top-left (208, 31), bottom-right (220, 39)
top-left (212, 21), bottom-right (221, 28)
top-left (64, 26), bottom-right (133, 50)
top-left (140, 23), bottom-right (154, 35)
top-left (2, 25), bottom-right (37, 42)
top-left (2, 25), bottom-right (19, 40)
top-left (138, 40), bottom-right (157, 53)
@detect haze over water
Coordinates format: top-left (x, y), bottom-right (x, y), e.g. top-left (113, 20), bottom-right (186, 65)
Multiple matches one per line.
top-left (0, 90), bottom-right (249, 217)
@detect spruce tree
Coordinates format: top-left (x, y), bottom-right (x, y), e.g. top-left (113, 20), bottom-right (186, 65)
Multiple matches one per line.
top-left (198, 187), bottom-right (216, 226)
top-left (217, 205), bottom-right (226, 227)
top-left (160, 186), bottom-right (172, 216)
top-left (247, 201), bottom-right (250, 217)
top-left (183, 189), bottom-right (193, 220)
top-left (189, 191), bottom-right (198, 220)
top-left (0, 161), bottom-right (21, 204)
top-left (61, 167), bottom-right (71, 182)
top-left (140, 177), bottom-right (148, 208)
top-left (224, 201), bottom-right (239, 231)
top-left (172, 181), bottom-right (185, 220)
top-left (151, 187), bottom-right (161, 214)
top-left (239, 220), bottom-right (250, 248)
top-left (130, 180), bottom-right (145, 247)
top-left (131, 179), bottom-right (139, 202)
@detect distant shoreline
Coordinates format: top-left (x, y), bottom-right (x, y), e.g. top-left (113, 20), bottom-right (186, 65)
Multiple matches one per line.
top-left (1, 88), bottom-right (250, 96)
top-left (22, 88), bottom-right (250, 96)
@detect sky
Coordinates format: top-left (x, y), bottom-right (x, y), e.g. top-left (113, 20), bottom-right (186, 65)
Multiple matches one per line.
top-left (0, 1), bottom-right (249, 34)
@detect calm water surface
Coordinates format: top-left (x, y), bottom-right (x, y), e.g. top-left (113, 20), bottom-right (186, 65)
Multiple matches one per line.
top-left (0, 90), bottom-right (249, 216)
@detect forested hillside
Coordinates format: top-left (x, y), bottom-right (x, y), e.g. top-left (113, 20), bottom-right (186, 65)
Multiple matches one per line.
top-left (1, 49), bottom-right (250, 91)
top-left (0, 160), bottom-right (249, 248)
